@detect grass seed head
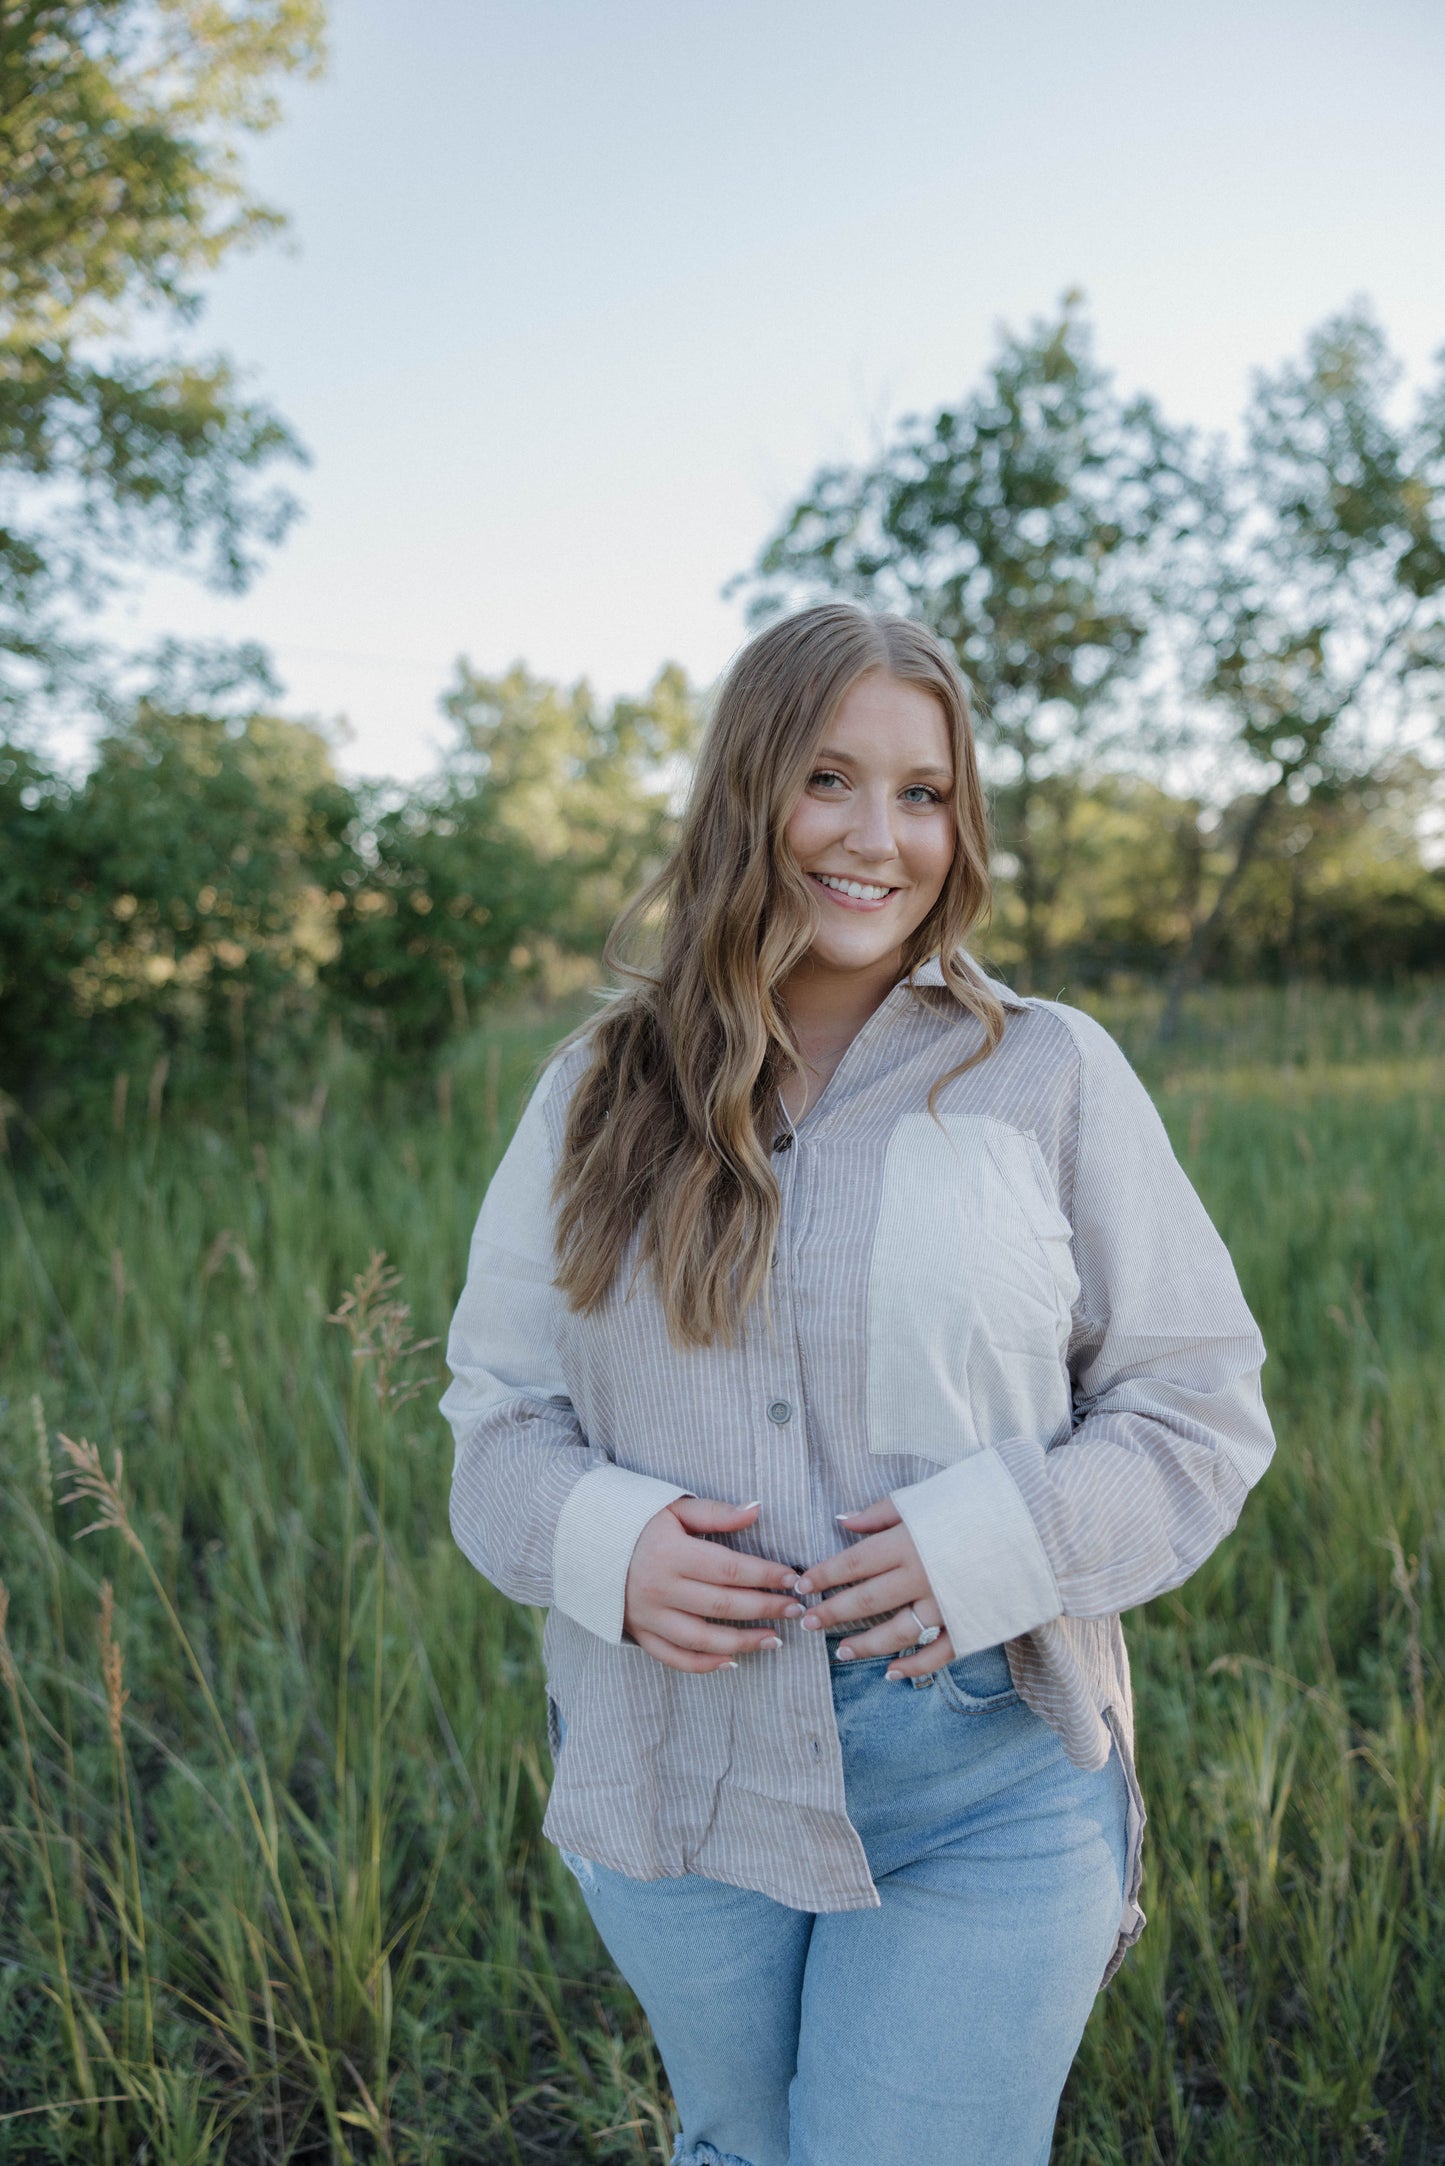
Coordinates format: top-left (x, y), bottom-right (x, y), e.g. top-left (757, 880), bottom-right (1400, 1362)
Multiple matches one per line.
top-left (31, 1392), bottom-right (51, 1506)
top-left (329, 1251), bottom-right (439, 1412)
top-left (98, 1580), bottom-right (128, 1747)
top-left (58, 1434), bottom-right (143, 1554)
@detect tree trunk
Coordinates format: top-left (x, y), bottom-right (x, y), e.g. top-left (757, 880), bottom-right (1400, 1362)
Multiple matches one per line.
top-left (1158, 782), bottom-right (1282, 1042)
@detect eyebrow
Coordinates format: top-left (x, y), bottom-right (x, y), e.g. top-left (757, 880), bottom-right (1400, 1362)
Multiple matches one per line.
top-left (813, 747), bottom-right (955, 780)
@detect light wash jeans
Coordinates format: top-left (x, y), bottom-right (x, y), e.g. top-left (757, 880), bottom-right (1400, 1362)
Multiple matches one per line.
top-left (556, 1641), bottom-right (1129, 2166)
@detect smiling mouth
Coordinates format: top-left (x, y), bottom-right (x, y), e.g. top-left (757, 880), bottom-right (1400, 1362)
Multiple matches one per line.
top-left (808, 871), bottom-right (899, 908)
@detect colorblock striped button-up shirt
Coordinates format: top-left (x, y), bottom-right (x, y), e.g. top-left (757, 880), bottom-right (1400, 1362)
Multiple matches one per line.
top-left (441, 957), bottom-right (1274, 1980)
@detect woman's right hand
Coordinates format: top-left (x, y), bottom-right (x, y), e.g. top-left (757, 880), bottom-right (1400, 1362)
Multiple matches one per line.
top-left (623, 1497), bottom-right (805, 1672)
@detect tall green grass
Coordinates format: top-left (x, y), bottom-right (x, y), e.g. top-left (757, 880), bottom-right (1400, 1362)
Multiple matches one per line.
top-left (1, 986), bottom-right (1442, 2162)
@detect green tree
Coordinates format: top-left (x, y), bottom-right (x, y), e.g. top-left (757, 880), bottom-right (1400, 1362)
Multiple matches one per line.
top-left (0, 733), bottom-right (79, 1089)
top-left (983, 771), bottom-right (1207, 984)
top-left (730, 297), bottom-right (1192, 983)
top-left (1200, 755), bottom-right (1445, 983)
top-left (0, 0), bottom-right (325, 709)
top-left (325, 661), bottom-right (700, 1057)
top-left (1161, 306), bottom-right (1445, 1028)
top-left (0, 650), bottom-right (355, 1103)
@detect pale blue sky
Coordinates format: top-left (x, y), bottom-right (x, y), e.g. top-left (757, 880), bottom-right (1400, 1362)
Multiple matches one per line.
top-left (99, 0), bottom-right (1445, 780)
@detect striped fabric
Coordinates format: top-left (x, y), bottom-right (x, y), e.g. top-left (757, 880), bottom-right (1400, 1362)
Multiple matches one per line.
top-left (441, 957), bottom-right (1275, 1981)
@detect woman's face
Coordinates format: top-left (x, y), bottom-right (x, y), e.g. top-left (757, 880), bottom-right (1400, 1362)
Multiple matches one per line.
top-left (783, 670), bottom-right (957, 984)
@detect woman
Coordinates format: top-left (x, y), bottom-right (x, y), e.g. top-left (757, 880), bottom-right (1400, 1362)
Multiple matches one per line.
top-left (441, 604), bottom-right (1274, 2166)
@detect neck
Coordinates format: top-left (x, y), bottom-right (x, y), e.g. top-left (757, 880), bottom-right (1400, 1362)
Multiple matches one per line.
top-left (777, 950), bottom-right (905, 1068)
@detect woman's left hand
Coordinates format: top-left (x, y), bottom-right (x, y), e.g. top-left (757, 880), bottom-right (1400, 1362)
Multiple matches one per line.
top-left (794, 1496), bottom-right (955, 1679)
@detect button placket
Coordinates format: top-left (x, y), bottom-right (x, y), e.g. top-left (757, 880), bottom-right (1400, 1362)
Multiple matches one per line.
top-left (760, 1128), bottom-right (813, 1600)
top-left (770, 1103), bottom-right (864, 1810)
top-left (768, 1131), bottom-right (805, 1434)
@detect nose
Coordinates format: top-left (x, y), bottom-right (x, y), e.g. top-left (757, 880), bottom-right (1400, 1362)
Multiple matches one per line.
top-left (845, 784), bottom-right (900, 864)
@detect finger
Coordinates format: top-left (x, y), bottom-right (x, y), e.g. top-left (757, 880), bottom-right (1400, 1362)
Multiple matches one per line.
top-left (654, 1612), bottom-right (785, 1658)
top-left (631, 1628), bottom-right (739, 1675)
top-left (884, 1631), bottom-right (956, 1681)
top-left (801, 1566), bottom-right (920, 1630)
top-left (670, 1495), bottom-right (762, 1535)
top-left (834, 1498), bottom-right (903, 1534)
top-left (832, 1605), bottom-right (936, 1662)
top-left (795, 1530), bottom-right (903, 1595)
top-left (673, 1582), bottom-right (806, 1622)
top-left (673, 1540), bottom-right (801, 1594)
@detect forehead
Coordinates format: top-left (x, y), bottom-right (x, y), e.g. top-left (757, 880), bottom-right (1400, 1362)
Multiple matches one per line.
top-left (824, 672), bottom-right (952, 763)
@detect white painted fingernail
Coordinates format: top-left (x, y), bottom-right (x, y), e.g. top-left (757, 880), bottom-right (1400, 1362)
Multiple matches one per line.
top-left (742, 1500), bottom-right (760, 1510)
top-left (723, 1659), bottom-right (740, 1669)
top-left (885, 1667), bottom-right (903, 1681)
top-left (835, 1645), bottom-right (855, 1662)
top-left (758, 1635), bottom-right (782, 1650)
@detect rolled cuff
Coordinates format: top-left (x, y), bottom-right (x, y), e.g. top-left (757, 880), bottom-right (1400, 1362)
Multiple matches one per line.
top-left (551, 1464), bottom-right (692, 1643)
top-left (892, 1450), bottom-right (1062, 1656)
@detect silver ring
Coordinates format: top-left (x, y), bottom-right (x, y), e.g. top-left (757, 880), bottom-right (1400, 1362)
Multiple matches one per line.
top-left (903, 1608), bottom-right (941, 1649)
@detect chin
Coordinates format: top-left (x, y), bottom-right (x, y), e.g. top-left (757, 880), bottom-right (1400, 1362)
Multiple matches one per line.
top-left (811, 934), bottom-right (902, 974)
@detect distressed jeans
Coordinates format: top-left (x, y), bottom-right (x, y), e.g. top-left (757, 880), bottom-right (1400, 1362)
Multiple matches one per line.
top-left (557, 1641), bottom-right (1129, 2166)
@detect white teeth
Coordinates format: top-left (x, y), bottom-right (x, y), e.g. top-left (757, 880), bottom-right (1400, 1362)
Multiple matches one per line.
top-left (816, 873), bottom-right (892, 902)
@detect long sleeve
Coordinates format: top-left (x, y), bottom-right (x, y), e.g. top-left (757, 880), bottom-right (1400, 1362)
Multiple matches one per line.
top-left (892, 1004), bottom-right (1275, 1658)
top-left (441, 1058), bottom-right (689, 1642)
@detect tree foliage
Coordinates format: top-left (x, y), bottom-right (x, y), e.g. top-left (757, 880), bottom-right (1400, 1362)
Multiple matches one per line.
top-left (733, 297), bottom-right (1445, 999)
top-left (0, 659), bottom-right (702, 1106)
top-left (731, 298), bottom-right (1196, 976)
top-left (1160, 306), bottom-right (1445, 1024)
top-left (326, 663), bottom-right (698, 1057)
top-left (0, 664), bottom-right (351, 1098)
top-left (0, 0), bottom-right (326, 708)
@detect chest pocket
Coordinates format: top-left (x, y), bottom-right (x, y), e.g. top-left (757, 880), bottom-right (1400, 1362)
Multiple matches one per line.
top-left (865, 1113), bottom-right (1078, 1466)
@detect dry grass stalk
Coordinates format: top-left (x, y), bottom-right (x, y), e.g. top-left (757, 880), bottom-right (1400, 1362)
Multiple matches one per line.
top-left (54, 1436), bottom-right (349, 2150)
top-left (98, 1580), bottom-right (128, 1750)
top-left (201, 1228), bottom-right (258, 1290)
top-left (328, 1249), bottom-right (438, 1413)
top-left (0, 1577), bottom-right (95, 2108)
top-left (57, 1434), bottom-right (143, 1555)
top-left (30, 1392), bottom-right (50, 1510)
top-left (1384, 1523), bottom-right (1428, 1733)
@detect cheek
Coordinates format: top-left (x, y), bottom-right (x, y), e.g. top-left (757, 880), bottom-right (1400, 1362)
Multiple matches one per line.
top-left (783, 798), bottom-right (834, 861)
top-left (908, 820), bottom-right (956, 903)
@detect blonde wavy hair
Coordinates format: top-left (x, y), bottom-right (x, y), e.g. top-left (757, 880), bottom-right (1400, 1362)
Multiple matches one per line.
top-left (552, 603), bottom-right (1004, 1348)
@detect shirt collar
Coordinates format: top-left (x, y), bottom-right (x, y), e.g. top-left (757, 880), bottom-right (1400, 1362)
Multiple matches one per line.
top-left (908, 951), bottom-right (1029, 1012)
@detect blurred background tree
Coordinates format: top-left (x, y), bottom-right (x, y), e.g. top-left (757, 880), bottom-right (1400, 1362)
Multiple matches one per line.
top-left (1, 651), bottom-right (700, 1107)
top-left (0, 4), bottom-right (1440, 1118)
top-left (0, 0), bottom-right (325, 718)
top-left (323, 662), bottom-right (699, 1062)
top-left (0, 644), bottom-right (353, 1103)
top-left (730, 298), bottom-right (1200, 984)
top-left (734, 297), bottom-right (1445, 1006)
top-left (1160, 305), bottom-right (1445, 1029)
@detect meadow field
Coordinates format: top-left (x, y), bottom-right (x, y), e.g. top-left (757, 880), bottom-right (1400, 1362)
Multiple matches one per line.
top-left (1, 983), bottom-right (1442, 2164)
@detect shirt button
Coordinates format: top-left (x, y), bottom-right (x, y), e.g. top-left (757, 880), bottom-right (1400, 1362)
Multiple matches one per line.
top-left (772, 1133), bottom-right (793, 1152)
top-left (767, 1399), bottom-right (793, 1424)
